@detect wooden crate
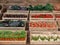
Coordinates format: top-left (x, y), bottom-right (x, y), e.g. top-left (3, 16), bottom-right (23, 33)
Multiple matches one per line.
top-left (2, 10), bottom-right (29, 21)
top-left (29, 20), bottom-right (58, 31)
top-left (30, 31), bottom-right (60, 44)
top-left (0, 20), bottom-right (26, 30)
top-left (30, 11), bottom-right (55, 21)
top-left (0, 30), bottom-right (27, 44)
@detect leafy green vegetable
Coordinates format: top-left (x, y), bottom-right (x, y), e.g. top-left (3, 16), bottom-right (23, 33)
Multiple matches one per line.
top-left (46, 37), bottom-right (50, 41)
top-left (53, 36), bottom-right (60, 41)
top-left (43, 3), bottom-right (54, 11)
top-left (40, 36), bottom-right (46, 41)
top-left (28, 3), bottom-right (54, 11)
top-left (19, 30), bottom-right (26, 38)
top-left (0, 30), bottom-right (26, 38)
top-left (28, 5), bottom-right (33, 10)
top-left (32, 36), bottom-right (39, 41)
top-left (3, 31), bottom-right (13, 35)
top-left (14, 31), bottom-right (20, 35)
top-left (33, 5), bottom-right (43, 10)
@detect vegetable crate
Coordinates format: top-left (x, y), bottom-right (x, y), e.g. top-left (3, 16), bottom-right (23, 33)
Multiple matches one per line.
top-left (55, 13), bottom-right (60, 21)
top-left (0, 30), bottom-right (27, 44)
top-left (2, 10), bottom-right (29, 21)
top-left (30, 31), bottom-right (60, 44)
top-left (30, 11), bottom-right (55, 21)
top-left (0, 20), bottom-right (26, 30)
top-left (29, 20), bottom-right (58, 31)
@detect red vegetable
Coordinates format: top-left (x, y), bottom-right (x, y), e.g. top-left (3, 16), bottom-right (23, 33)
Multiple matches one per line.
top-left (31, 14), bottom-right (53, 18)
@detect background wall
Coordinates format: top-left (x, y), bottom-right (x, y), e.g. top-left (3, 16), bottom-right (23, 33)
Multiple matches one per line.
top-left (0, 0), bottom-right (60, 7)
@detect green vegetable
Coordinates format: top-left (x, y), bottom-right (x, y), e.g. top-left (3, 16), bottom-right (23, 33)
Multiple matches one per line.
top-left (28, 5), bottom-right (33, 10)
top-left (32, 36), bottom-right (39, 41)
top-left (14, 31), bottom-right (20, 35)
top-left (0, 30), bottom-right (26, 38)
top-left (3, 35), bottom-right (10, 38)
top-left (43, 3), bottom-right (54, 11)
top-left (0, 34), bottom-right (3, 38)
top-left (18, 21), bottom-right (25, 27)
top-left (28, 3), bottom-right (54, 11)
top-left (54, 36), bottom-right (60, 41)
top-left (33, 5), bottom-right (43, 10)
top-left (3, 31), bottom-right (13, 35)
top-left (46, 37), bottom-right (50, 41)
top-left (19, 30), bottom-right (26, 38)
top-left (40, 36), bottom-right (46, 41)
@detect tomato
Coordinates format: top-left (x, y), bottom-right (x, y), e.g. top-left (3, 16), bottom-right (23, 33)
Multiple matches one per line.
top-left (29, 22), bottom-right (33, 27)
top-left (46, 23), bottom-right (50, 28)
top-left (31, 14), bottom-right (39, 18)
top-left (33, 22), bottom-right (38, 27)
top-left (29, 22), bottom-right (34, 27)
top-left (35, 22), bottom-right (39, 27)
top-left (38, 22), bottom-right (42, 27)
top-left (42, 22), bottom-right (46, 27)
top-left (45, 14), bottom-right (53, 18)
top-left (51, 23), bottom-right (56, 28)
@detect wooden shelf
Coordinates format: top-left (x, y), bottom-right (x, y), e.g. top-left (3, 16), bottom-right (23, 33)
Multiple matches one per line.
top-left (0, 27), bottom-right (25, 30)
top-left (0, 41), bottom-right (26, 44)
top-left (2, 18), bottom-right (27, 21)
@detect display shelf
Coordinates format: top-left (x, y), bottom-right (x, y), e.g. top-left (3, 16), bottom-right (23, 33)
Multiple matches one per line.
top-left (29, 20), bottom-right (58, 31)
top-left (0, 27), bottom-right (25, 30)
top-left (30, 11), bottom-right (52, 13)
top-left (30, 31), bottom-right (60, 44)
top-left (30, 11), bottom-right (55, 21)
top-left (0, 41), bottom-right (26, 44)
top-left (2, 10), bottom-right (29, 21)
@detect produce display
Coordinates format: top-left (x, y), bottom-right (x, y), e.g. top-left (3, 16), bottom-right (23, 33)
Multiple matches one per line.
top-left (29, 21), bottom-right (57, 28)
top-left (0, 20), bottom-right (25, 27)
top-left (0, 30), bottom-right (26, 41)
top-left (28, 3), bottom-right (54, 11)
top-left (3, 14), bottom-right (27, 18)
top-left (0, 2), bottom-right (60, 44)
top-left (8, 5), bottom-right (28, 10)
top-left (31, 34), bottom-right (60, 41)
top-left (31, 14), bottom-right (53, 18)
